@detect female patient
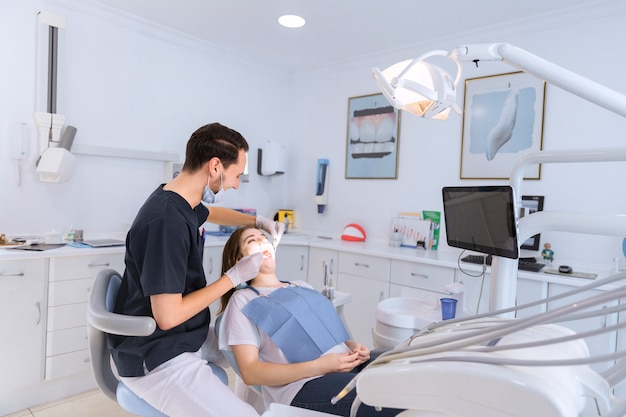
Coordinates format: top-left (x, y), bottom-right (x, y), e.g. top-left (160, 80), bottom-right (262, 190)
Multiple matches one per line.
top-left (218, 226), bottom-right (402, 416)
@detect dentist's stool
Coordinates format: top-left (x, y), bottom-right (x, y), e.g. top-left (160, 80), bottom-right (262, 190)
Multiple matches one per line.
top-left (86, 268), bottom-right (228, 417)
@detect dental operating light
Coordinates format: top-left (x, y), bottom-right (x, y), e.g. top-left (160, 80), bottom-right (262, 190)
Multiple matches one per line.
top-left (373, 50), bottom-right (461, 120)
top-left (373, 43), bottom-right (626, 120)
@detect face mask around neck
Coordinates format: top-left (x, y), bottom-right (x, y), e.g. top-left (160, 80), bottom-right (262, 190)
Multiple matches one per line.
top-left (202, 168), bottom-right (224, 204)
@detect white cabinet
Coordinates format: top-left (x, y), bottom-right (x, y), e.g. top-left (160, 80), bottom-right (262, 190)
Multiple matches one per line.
top-left (390, 260), bottom-right (454, 304)
top-left (0, 258), bottom-right (47, 392)
top-left (306, 248), bottom-right (338, 291)
top-left (515, 277), bottom-right (548, 318)
top-left (46, 252), bottom-right (124, 380)
top-left (455, 269), bottom-right (491, 315)
top-left (337, 252), bottom-right (389, 349)
top-left (203, 246), bottom-right (224, 317)
top-left (275, 245), bottom-right (308, 282)
top-left (203, 246), bottom-right (223, 284)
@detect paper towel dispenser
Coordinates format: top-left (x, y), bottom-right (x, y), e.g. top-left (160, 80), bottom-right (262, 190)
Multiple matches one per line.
top-left (257, 141), bottom-right (286, 176)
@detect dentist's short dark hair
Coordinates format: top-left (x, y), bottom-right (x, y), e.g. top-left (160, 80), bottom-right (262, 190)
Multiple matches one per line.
top-left (183, 122), bottom-right (249, 173)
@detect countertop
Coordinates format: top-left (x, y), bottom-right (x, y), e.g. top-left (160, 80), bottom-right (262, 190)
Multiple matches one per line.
top-left (2, 232), bottom-right (622, 289)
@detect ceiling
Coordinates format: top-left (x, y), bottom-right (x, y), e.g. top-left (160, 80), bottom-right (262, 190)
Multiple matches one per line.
top-left (91, 0), bottom-right (604, 73)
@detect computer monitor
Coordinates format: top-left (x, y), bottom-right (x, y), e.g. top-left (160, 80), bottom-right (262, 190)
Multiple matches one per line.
top-left (442, 186), bottom-right (519, 259)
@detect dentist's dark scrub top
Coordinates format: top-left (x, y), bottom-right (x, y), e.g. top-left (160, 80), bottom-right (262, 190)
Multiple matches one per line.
top-left (109, 185), bottom-right (210, 377)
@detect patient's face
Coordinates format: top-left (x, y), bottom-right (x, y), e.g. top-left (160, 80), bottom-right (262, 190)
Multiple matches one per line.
top-left (239, 228), bottom-right (276, 272)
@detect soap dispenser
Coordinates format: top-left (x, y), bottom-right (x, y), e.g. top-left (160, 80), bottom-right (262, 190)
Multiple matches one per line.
top-left (315, 159), bottom-right (329, 213)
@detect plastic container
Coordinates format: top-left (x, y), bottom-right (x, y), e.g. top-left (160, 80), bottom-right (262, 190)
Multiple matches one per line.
top-left (440, 297), bottom-right (458, 320)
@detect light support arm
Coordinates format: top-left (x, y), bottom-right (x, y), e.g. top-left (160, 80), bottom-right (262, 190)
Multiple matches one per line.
top-left (452, 43), bottom-right (626, 117)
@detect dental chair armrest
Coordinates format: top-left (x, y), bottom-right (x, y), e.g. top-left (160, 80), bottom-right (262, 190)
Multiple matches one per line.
top-left (88, 308), bottom-right (156, 336)
top-left (87, 274), bottom-right (156, 336)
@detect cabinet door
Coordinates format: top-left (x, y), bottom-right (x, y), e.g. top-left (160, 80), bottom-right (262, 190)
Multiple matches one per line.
top-left (307, 248), bottom-right (338, 291)
top-left (389, 283), bottom-right (446, 305)
top-left (275, 246), bottom-right (308, 282)
top-left (515, 278), bottom-right (548, 319)
top-left (337, 273), bottom-right (388, 349)
top-left (548, 283), bottom-right (618, 372)
top-left (203, 246), bottom-right (223, 284)
top-left (0, 259), bottom-right (47, 391)
top-left (456, 271), bottom-right (491, 315)
top-left (203, 246), bottom-right (224, 318)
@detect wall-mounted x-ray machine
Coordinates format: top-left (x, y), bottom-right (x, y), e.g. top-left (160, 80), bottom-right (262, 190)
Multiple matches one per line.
top-left (34, 11), bottom-right (77, 183)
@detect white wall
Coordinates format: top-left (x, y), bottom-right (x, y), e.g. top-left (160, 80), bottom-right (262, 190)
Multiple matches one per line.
top-left (2, 0), bottom-right (626, 265)
top-left (288, 1), bottom-right (626, 265)
top-left (0, 0), bottom-right (292, 237)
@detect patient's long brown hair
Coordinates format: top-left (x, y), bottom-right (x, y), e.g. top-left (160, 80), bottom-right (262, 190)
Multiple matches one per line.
top-left (218, 225), bottom-right (256, 313)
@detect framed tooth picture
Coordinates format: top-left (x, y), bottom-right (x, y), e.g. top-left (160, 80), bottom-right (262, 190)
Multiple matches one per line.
top-left (345, 93), bottom-right (401, 179)
top-left (460, 71), bottom-right (546, 180)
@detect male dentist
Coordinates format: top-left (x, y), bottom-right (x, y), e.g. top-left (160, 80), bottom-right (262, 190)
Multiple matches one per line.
top-left (108, 122), bottom-right (284, 417)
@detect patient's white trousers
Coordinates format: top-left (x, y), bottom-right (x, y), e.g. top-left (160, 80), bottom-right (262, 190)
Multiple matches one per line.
top-left (121, 350), bottom-right (260, 417)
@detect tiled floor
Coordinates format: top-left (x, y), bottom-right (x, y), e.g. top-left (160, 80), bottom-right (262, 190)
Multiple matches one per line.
top-left (5, 368), bottom-right (242, 417)
top-left (4, 389), bottom-right (135, 417)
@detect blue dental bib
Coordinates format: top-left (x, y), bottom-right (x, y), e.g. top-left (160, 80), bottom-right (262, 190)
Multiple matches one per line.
top-left (241, 285), bottom-right (350, 363)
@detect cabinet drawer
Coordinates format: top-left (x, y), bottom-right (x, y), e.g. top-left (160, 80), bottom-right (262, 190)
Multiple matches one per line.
top-left (49, 253), bottom-right (124, 281)
top-left (48, 278), bottom-right (92, 306)
top-left (0, 257), bottom-right (47, 278)
top-left (46, 326), bottom-right (88, 356)
top-left (47, 302), bottom-right (87, 331)
top-left (338, 253), bottom-right (389, 281)
top-left (45, 349), bottom-right (91, 380)
top-left (390, 260), bottom-right (454, 292)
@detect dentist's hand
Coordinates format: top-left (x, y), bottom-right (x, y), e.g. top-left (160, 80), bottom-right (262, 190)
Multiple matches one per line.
top-left (224, 252), bottom-right (263, 288)
top-left (256, 215), bottom-right (286, 247)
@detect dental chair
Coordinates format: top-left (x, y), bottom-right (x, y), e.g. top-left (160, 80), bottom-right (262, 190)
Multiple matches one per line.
top-left (86, 268), bottom-right (228, 417)
top-left (215, 313), bottom-right (265, 413)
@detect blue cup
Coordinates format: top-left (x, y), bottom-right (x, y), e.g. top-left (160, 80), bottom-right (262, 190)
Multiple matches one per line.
top-left (440, 298), bottom-right (458, 320)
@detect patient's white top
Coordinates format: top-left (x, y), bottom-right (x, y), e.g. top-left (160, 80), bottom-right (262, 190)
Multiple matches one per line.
top-left (218, 281), bottom-right (349, 407)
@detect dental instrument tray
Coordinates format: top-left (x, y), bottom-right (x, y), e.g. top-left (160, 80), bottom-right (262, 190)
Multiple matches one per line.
top-left (461, 254), bottom-right (545, 272)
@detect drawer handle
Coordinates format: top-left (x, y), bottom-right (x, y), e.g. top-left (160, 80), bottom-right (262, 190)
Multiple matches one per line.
top-left (88, 262), bottom-right (110, 268)
top-left (329, 259), bottom-right (335, 275)
top-left (0, 272), bottom-right (25, 277)
top-left (411, 273), bottom-right (429, 279)
top-left (299, 255), bottom-right (305, 271)
top-left (83, 357), bottom-right (91, 363)
top-left (207, 257), bottom-right (213, 274)
top-left (354, 263), bottom-right (370, 268)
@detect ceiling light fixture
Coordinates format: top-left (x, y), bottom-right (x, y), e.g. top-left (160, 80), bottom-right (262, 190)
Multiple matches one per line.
top-left (278, 14), bottom-right (305, 29)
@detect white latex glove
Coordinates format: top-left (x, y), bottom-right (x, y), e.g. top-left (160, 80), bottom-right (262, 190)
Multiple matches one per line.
top-left (224, 252), bottom-right (263, 288)
top-left (256, 215), bottom-right (286, 248)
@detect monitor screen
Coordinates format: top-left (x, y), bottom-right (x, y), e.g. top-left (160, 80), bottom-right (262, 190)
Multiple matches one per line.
top-left (442, 186), bottom-right (519, 259)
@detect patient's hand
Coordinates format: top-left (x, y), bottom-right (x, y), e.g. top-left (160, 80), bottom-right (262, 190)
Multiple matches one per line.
top-left (346, 341), bottom-right (370, 365)
top-left (317, 351), bottom-right (362, 373)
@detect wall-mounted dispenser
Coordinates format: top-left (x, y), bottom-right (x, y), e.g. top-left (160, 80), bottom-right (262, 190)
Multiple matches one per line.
top-left (315, 158), bottom-right (329, 213)
top-left (257, 141), bottom-right (286, 176)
